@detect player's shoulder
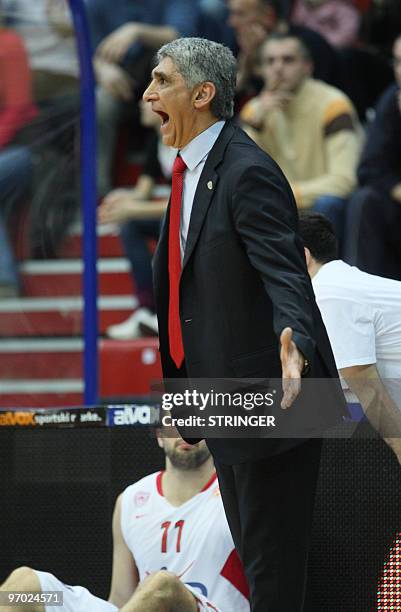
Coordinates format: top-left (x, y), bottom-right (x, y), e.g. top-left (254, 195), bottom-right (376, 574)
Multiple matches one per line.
top-left (121, 471), bottom-right (161, 504)
top-left (203, 481), bottom-right (238, 543)
top-left (316, 261), bottom-right (384, 299)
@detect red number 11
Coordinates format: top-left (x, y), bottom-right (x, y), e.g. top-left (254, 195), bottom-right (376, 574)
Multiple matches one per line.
top-left (161, 520), bottom-right (185, 553)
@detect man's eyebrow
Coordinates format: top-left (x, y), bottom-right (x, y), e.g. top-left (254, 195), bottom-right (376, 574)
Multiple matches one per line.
top-left (151, 69), bottom-right (170, 80)
top-left (264, 54), bottom-right (297, 60)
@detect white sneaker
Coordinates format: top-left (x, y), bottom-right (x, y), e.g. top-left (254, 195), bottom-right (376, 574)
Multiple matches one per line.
top-left (138, 309), bottom-right (158, 336)
top-left (106, 308), bottom-right (158, 340)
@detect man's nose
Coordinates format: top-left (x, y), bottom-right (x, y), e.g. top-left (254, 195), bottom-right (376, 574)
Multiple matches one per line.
top-left (271, 59), bottom-right (284, 71)
top-left (143, 80), bottom-right (157, 102)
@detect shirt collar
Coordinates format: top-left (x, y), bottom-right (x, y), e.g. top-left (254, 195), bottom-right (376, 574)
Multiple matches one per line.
top-left (179, 121), bottom-right (225, 172)
top-left (312, 260), bottom-right (343, 286)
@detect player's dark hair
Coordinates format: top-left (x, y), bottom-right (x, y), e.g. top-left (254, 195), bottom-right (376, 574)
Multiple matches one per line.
top-left (298, 212), bottom-right (338, 264)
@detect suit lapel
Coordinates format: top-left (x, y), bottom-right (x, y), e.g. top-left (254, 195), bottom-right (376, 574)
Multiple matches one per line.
top-left (182, 121), bottom-right (237, 271)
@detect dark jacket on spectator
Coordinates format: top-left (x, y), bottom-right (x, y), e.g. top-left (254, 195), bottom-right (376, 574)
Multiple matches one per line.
top-left (358, 83), bottom-right (401, 195)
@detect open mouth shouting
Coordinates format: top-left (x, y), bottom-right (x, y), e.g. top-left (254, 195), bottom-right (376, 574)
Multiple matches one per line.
top-left (155, 110), bottom-right (170, 129)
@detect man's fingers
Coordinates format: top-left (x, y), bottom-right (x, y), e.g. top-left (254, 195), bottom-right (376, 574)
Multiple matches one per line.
top-left (104, 189), bottom-right (127, 204)
top-left (281, 377), bottom-right (301, 409)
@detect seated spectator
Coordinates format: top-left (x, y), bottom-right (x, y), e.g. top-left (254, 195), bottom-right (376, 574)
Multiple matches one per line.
top-left (1, 431), bottom-right (250, 612)
top-left (0, 21), bottom-right (37, 296)
top-left (98, 101), bottom-right (175, 340)
top-left (85, 0), bottom-right (199, 198)
top-left (4, 0), bottom-right (79, 102)
top-left (344, 34), bottom-right (401, 281)
top-left (291, 0), bottom-right (360, 49)
top-left (226, 0), bottom-right (340, 106)
top-left (241, 33), bottom-right (362, 243)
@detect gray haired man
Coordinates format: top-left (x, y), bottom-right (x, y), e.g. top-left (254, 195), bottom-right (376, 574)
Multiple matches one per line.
top-left (144, 37), bottom-right (345, 611)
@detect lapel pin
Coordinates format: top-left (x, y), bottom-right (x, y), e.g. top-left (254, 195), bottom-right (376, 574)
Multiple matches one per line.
top-left (207, 180), bottom-right (213, 190)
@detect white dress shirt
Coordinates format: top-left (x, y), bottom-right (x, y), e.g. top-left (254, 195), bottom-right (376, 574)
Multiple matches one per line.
top-left (178, 121), bottom-right (225, 260)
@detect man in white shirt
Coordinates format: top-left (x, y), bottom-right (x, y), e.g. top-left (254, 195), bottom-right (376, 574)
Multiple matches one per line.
top-left (299, 211), bottom-right (401, 463)
top-left (0, 432), bottom-right (249, 612)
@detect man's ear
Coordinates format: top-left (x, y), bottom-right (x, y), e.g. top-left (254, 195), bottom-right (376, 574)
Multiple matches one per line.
top-left (156, 428), bottom-right (164, 449)
top-left (304, 246), bottom-right (312, 268)
top-left (193, 81), bottom-right (216, 111)
top-left (305, 59), bottom-right (314, 78)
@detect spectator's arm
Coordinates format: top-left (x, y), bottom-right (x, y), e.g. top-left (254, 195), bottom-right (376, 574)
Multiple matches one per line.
top-left (126, 23), bottom-right (179, 48)
top-left (134, 176), bottom-right (156, 200)
top-left (93, 58), bottom-right (133, 100)
top-left (98, 190), bottom-right (168, 224)
top-left (96, 0), bottom-right (199, 65)
top-left (96, 22), bottom-right (180, 65)
top-left (240, 98), bottom-right (280, 156)
top-left (240, 98), bottom-right (265, 130)
top-left (292, 100), bottom-right (361, 207)
top-left (108, 495), bottom-right (138, 608)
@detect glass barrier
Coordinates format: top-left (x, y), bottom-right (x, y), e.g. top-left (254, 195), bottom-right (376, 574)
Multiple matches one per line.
top-left (0, 0), bottom-right (85, 409)
top-left (0, 0), bottom-right (161, 408)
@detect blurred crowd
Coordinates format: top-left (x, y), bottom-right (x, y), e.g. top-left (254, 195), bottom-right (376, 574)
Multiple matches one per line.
top-left (0, 0), bottom-right (400, 335)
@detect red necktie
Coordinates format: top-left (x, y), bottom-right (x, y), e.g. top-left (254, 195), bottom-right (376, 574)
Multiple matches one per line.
top-left (168, 154), bottom-right (187, 368)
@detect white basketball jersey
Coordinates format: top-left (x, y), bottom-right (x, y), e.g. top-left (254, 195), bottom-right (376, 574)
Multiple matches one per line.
top-left (120, 471), bottom-right (250, 611)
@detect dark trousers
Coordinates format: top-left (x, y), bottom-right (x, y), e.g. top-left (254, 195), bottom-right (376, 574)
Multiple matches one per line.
top-left (120, 219), bottom-right (160, 311)
top-left (215, 439), bottom-right (322, 612)
top-left (0, 146), bottom-right (32, 287)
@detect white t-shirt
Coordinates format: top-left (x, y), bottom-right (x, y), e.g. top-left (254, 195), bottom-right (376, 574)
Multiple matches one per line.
top-left (120, 471), bottom-right (250, 612)
top-left (312, 260), bottom-right (401, 408)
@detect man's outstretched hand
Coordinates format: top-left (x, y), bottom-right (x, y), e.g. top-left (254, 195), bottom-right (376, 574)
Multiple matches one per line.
top-left (280, 327), bottom-right (305, 409)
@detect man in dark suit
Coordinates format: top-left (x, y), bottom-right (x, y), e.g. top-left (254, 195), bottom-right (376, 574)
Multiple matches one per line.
top-left (143, 37), bottom-right (345, 612)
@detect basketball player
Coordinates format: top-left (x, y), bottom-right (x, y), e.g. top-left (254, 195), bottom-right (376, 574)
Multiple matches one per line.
top-left (0, 432), bottom-right (249, 612)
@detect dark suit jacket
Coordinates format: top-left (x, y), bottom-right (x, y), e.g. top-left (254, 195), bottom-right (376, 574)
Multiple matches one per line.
top-left (153, 120), bottom-right (346, 464)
